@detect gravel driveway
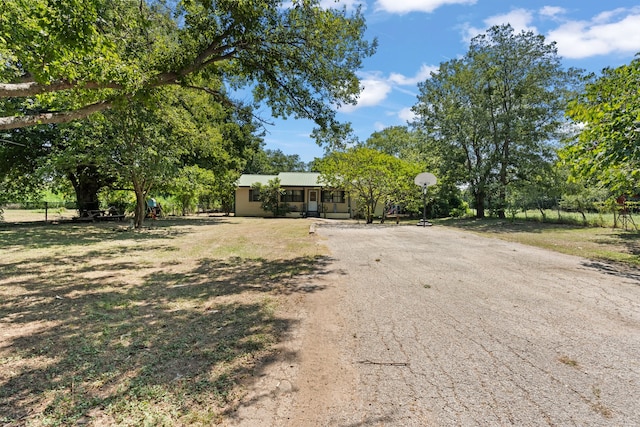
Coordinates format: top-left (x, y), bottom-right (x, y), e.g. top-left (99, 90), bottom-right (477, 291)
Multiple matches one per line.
top-left (226, 221), bottom-right (640, 426)
top-left (284, 222), bottom-right (640, 426)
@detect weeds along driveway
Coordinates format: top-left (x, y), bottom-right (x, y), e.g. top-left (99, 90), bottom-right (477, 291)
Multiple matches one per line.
top-left (288, 222), bottom-right (640, 426)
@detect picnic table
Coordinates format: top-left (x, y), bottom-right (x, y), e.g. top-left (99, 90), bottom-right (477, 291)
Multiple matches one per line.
top-left (74, 208), bottom-right (125, 222)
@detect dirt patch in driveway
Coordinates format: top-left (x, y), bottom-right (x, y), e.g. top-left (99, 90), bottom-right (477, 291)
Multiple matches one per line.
top-left (280, 222), bottom-right (640, 426)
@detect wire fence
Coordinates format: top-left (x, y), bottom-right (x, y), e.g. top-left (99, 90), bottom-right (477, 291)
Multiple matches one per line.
top-left (1, 201), bottom-right (80, 223)
top-left (1, 200), bottom-right (208, 223)
top-left (2, 201), bottom-right (77, 210)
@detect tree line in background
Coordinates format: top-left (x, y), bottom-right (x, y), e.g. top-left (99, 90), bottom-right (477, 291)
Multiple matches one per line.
top-left (411, 24), bottom-right (639, 224)
top-left (1, 1), bottom-right (638, 228)
top-left (253, 24), bottom-right (640, 225)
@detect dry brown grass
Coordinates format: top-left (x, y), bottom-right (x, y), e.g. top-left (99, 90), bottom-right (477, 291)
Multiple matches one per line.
top-left (1, 208), bottom-right (75, 223)
top-left (0, 216), bottom-right (328, 426)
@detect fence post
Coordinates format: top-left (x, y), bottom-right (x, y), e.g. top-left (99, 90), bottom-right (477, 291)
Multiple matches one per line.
top-left (45, 201), bottom-right (48, 223)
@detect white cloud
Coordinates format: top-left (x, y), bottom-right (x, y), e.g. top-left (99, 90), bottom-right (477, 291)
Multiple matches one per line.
top-left (340, 76), bottom-right (392, 112)
top-left (398, 107), bottom-right (417, 123)
top-left (339, 63), bottom-right (435, 112)
top-left (464, 8), bottom-right (537, 41)
top-left (484, 8), bottom-right (536, 31)
top-left (373, 121), bottom-right (387, 131)
top-left (548, 9), bottom-right (640, 59)
top-left (539, 6), bottom-right (566, 19)
top-left (464, 6), bottom-right (640, 60)
top-left (374, 0), bottom-right (476, 15)
top-left (389, 64), bottom-right (438, 85)
top-left (463, 9), bottom-right (537, 43)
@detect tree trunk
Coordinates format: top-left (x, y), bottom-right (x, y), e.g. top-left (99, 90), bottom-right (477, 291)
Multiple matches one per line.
top-left (497, 158), bottom-right (508, 219)
top-left (132, 176), bottom-right (149, 229)
top-left (367, 198), bottom-right (377, 224)
top-left (474, 188), bottom-right (486, 218)
top-left (537, 202), bottom-right (546, 221)
top-left (134, 189), bottom-right (147, 229)
top-left (497, 187), bottom-right (507, 219)
top-left (366, 202), bottom-right (373, 224)
top-left (67, 165), bottom-right (105, 216)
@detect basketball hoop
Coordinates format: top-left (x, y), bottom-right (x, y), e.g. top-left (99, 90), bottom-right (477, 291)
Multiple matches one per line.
top-left (414, 173), bottom-right (437, 227)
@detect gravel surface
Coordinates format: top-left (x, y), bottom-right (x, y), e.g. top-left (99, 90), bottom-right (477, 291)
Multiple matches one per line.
top-left (232, 222), bottom-right (640, 426)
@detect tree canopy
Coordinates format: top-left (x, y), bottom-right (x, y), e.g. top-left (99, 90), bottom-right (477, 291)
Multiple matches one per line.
top-left (365, 125), bottom-right (422, 159)
top-left (0, 0), bottom-right (376, 139)
top-left (413, 25), bottom-right (581, 218)
top-left (317, 147), bottom-right (421, 223)
top-left (561, 56), bottom-right (640, 194)
top-left (244, 148), bottom-right (307, 174)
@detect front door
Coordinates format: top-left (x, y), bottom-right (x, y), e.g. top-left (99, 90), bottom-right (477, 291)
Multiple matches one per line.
top-left (308, 190), bottom-right (318, 212)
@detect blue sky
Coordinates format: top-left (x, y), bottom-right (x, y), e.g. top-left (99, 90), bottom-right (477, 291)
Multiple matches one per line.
top-left (264, 0), bottom-right (640, 163)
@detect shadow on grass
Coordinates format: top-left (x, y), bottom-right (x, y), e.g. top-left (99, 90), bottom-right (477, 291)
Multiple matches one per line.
top-left (0, 216), bottom-right (239, 250)
top-left (436, 217), bottom-right (594, 234)
top-left (146, 215), bottom-right (240, 228)
top-left (613, 232), bottom-right (640, 256)
top-left (0, 223), bottom-right (188, 250)
top-left (0, 249), bottom-right (332, 424)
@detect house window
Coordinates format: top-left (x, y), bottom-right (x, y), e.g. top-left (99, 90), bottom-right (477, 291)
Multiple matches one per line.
top-left (281, 189), bottom-right (304, 203)
top-left (322, 190), bottom-right (345, 203)
top-left (249, 189), bottom-right (260, 202)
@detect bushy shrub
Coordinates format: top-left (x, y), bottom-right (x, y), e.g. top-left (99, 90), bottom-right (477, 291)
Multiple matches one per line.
top-left (450, 201), bottom-right (471, 218)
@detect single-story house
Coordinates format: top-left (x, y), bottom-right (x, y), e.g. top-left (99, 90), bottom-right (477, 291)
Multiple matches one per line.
top-left (235, 172), bottom-right (353, 218)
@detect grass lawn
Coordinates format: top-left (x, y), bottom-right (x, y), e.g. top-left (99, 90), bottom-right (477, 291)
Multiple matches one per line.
top-left (1, 207), bottom-right (76, 223)
top-left (436, 217), bottom-right (640, 268)
top-left (0, 216), bottom-right (327, 426)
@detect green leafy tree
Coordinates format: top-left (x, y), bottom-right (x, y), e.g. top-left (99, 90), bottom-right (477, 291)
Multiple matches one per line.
top-left (365, 126), bottom-right (465, 218)
top-left (1, 80), bottom-right (260, 226)
top-left (559, 184), bottom-right (608, 225)
top-left (0, 123), bottom-right (54, 204)
top-left (365, 126), bottom-right (422, 158)
top-left (213, 170), bottom-right (241, 216)
top-left (108, 85), bottom-right (258, 227)
top-left (252, 178), bottom-right (287, 217)
top-left (413, 25), bottom-right (580, 218)
top-left (43, 118), bottom-right (119, 214)
top-left (506, 162), bottom-right (564, 220)
top-left (0, 0), bottom-right (376, 142)
top-left (318, 147), bottom-right (421, 223)
top-left (561, 56), bottom-right (640, 194)
top-left (169, 165), bottom-right (216, 216)
top-left (244, 148), bottom-right (307, 174)
top-left (105, 99), bottom-right (182, 227)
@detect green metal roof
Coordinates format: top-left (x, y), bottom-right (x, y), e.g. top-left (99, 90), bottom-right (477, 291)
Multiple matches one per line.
top-left (237, 174), bottom-right (277, 187)
top-left (237, 172), bottom-right (322, 187)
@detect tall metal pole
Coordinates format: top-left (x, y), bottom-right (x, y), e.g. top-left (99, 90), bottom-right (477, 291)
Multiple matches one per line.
top-left (422, 184), bottom-right (427, 227)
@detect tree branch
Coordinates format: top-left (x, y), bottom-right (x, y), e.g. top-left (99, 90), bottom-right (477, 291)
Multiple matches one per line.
top-left (0, 48), bottom-right (238, 98)
top-left (0, 101), bottom-right (112, 130)
top-left (0, 80), bottom-right (124, 97)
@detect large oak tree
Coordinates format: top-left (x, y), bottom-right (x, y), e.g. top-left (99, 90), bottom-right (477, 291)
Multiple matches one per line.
top-left (413, 25), bottom-right (581, 218)
top-left (0, 0), bottom-right (376, 138)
